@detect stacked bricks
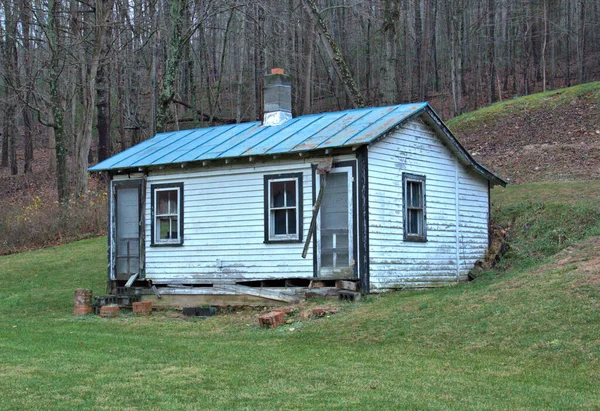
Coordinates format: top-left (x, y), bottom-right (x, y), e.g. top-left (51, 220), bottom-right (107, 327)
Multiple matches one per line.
top-left (132, 301), bottom-right (152, 316)
top-left (258, 310), bottom-right (285, 328)
top-left (99, 305), bottom-right (120, 318)
top-left (73, 288), bottom-right (93, 316)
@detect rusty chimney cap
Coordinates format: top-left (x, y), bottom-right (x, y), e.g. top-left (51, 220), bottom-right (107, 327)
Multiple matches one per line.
top-left (271, 68), bottom-right (285, 75)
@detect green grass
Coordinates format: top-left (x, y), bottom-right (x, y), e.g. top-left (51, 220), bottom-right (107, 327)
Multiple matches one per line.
top-left (446, 81), bottom-right (600, 131)
top-left (1, 182), bottom-right (599, 409)
top-left (491, 180), bottom-right (600, 271)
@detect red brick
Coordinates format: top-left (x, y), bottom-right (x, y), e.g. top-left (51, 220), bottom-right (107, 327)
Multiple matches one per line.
top-left (258, 311), bottom-right (285, 328)
top-left (73, 305), bottom-right (93, 316)
top-left (100, 305), bottom-right (120, 318)
top-left (133, 301), bottom-right (152, 316)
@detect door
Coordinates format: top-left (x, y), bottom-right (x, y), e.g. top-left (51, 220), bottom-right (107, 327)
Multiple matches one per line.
top-left (114, 182), bottom-right (142, 280)
top-left (317, 166), bottom-right (355, 278)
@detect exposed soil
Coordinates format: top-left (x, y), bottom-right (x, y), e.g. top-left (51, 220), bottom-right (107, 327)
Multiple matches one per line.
top-left (453, 96), bottom-right (600, 184)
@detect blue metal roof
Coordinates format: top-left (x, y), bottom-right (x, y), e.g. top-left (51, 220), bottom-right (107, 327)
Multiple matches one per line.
top-left (89, 103), bottom-right (428, 172)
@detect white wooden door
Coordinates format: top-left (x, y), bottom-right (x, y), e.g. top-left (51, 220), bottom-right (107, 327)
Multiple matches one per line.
top-left (317, 166), bottom-right (354, 277)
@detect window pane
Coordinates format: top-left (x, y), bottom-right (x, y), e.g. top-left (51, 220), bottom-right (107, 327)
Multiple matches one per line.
top-left (157, 191), bottom-right (169, 214)
top-left (168, 191), bottom-right (177, 214)
top-left (157, 189), bottom-right (178, 215)
top-left (322, 233), bottom-right (333, 249)
top-left (408, 181), bottom-right (422, 208)
top-left (413, 183), bottom-right (422, 207)
top-left (322, 252), bottom-right (334, 268)
top-left (408, 209), bottom-right (422, 235)
top-left (271, 182), bottom-right (285, 207)
top-left (273, 210), bottom-right (287, 235)
top-left (170, 217), bottom-right (178, 239)
top-left (285, 181), bottom-right (296, 207)
top-left (159, 218), bottom-right (170, 239)
top-left (287, 210), bottom-right (297, 234)
top-left (336, 252), bottom-right (350, 268)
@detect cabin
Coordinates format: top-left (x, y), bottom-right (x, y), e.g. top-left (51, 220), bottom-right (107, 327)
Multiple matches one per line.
top-left (90, 69), bottom-right (506, 306)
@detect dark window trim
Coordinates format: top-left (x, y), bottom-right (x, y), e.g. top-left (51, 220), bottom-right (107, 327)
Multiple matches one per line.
top-left (150, 182), bottom-right (184, 247)
top-left (264, 172), bottom-right (303, 243)
top-left (402, 173), bottom-right (427, 242)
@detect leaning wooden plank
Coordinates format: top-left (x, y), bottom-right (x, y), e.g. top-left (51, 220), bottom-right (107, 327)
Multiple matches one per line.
top-left (214, 285), bottom-right (301, 303)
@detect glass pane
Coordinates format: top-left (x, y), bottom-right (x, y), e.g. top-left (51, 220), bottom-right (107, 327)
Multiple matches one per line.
top-left (157, 191), bottom-right (169, 214)
top-left (129, 259), bottom-right (139, 274)
top-left (287, 210), bottom-right (297, 234)
top-left (336, 234), bottom-right (348, 250)
top-left (271, 182), bottom-right (285, 208)
top-left (116, 259), bottom-right (129, 275)
top-left (168, 191), bottom-right (178, 214)
top-left (336, 252), bottom-right (350, 268)
top-left (414, 183), bottom-right (422, 207)
top-left (285, 181), bottom-right (296, 207)
top-left (322, 233), bottom-right (333, 249)
top-left (273, 210), bottom-right (287, 235)
top-left (170, 217), bottom-right (178, 239)
top-left (322, 252), bottom-right (334, 268)
top-left (159, 218), bottom-right (172, 239)
top-left (321, 172), bottom-right (348, 230)
top-left (157, 190), bottom-right (178, 215)
top-left (408, 209), bottom-right (421, 235)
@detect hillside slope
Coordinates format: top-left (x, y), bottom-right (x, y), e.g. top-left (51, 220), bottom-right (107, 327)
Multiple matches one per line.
top-left (448, 82), bottom-right (600, 183)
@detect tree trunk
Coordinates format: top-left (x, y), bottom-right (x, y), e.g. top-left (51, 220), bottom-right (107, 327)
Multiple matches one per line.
top-left (488, 0), bottom-right (497, 103)
top-left (303, 0), bottom-right (365, 108)
top-left (156, 0), bottom-right (185, 132)
top-left (302, 19), bottom-right (316, 114)
top-left (21, 0), bottom-right (34, 173)
top-left (382, 0), bottom-right (398, 104)
top-left (97, 12), bottom-right (112, 163)
top-left (48, 0), bottom-right (69, 203)
top-left (74, 0), bottom-right (114, 195)
top-left (3, 0), bottom-right (19, 175)
top-left (577, 0), bottom-right (585, 83)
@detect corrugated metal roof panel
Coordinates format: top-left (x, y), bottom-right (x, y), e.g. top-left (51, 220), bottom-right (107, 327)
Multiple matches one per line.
top-left (89, 103), bottom-right (428, 171)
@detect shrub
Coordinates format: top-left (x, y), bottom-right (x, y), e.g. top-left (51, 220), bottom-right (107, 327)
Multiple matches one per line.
top-left (0, 176), bottom-right (107, 255)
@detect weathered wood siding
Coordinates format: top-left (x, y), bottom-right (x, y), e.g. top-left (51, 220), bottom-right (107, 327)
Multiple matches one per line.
top-left (143, 160), bottom-right (314, 284)
top-left (367, 118), bottom-right (489, 289)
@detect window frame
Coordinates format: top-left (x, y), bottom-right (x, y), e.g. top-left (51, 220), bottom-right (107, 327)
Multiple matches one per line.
top-left (402, 173), bottom-right (427, 242)
top-left (264, 173), bottom-right (303, 243)
top-left (151, 183), bottom-right (184, 246)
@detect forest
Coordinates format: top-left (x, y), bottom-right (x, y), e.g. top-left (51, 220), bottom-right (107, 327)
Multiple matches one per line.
top-left (0, 0), bottom-right (599, 202)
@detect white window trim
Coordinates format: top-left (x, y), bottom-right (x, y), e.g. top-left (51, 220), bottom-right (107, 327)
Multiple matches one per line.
top-left (264, 173), bottom-right (303, 243)
top-left (152, 184), bottom-right (183, 246)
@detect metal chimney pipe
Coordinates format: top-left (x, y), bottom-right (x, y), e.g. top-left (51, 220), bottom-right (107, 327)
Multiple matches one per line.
top-left (263, 68), bottom-right (292, 126)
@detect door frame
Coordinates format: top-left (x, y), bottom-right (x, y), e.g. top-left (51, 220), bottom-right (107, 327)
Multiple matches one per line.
top-left (110, 179), bottom-right (145, 281)
top-left (312, 160), bottom-right (358, 278)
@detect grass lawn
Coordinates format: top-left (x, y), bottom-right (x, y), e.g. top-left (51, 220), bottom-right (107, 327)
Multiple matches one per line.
top-left (1, 182), bottom-right (599, 409)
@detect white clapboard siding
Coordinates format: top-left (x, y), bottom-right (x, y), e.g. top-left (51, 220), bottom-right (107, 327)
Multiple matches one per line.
top-left (143, 159), bottom-right (315, 283)
top-left (368, 118), bottom-right (489, 290)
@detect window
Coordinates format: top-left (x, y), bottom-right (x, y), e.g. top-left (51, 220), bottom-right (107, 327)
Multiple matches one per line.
top-left (402, 173), bottom-right (426, 241)
top-left (151, 183), bottom-right (183, 246)
top-left (264, 173), bottom-right (303, 242)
